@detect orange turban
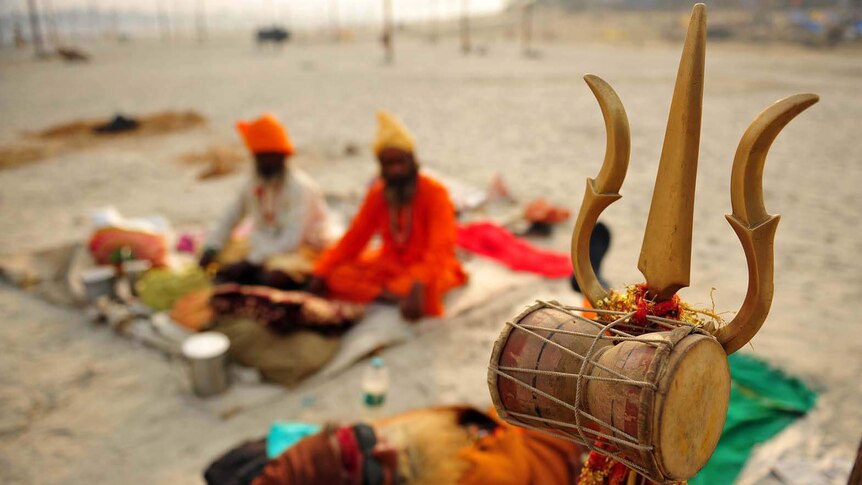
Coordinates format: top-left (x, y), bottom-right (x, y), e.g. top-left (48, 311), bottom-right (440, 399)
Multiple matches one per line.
top-left (236, 114), bottom-right (295, 156)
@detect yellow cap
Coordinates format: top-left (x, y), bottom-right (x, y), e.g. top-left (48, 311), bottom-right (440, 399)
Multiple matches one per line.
top-left (373, 111), bottom-right (416, 156)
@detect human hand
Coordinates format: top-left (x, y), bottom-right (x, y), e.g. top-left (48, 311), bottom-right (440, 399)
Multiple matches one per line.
top-left (399, 282), bottom-right (425, 322)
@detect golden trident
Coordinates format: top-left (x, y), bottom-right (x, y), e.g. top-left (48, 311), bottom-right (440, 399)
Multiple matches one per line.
top-left (571, 3), bottom-right (818, 354)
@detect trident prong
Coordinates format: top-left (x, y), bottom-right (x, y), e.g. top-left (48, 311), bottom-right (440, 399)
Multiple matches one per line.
top-left (638, 3), bottom-right (706, 301)
top-left (570, 74), bottom-right (631, 306)
top-left (717, 93), bottom-right (819, 354)
top-left (570, 2), bottom-right (818, 352)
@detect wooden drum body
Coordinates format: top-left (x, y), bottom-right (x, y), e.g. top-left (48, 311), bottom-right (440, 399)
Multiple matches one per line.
top-left (488, 302), bottom-right (730, 483)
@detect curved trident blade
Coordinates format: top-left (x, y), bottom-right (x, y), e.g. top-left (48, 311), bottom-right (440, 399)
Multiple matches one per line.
top-left (571, 74), bottom-right (631, 306)
top-left (716, 93), bottom-right (819, 355)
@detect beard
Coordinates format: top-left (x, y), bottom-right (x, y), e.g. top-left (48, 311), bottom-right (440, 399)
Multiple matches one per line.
top-left (257, 163), bottom-right (286, 181)
top-left (383, 166), bottom-right (419, 206)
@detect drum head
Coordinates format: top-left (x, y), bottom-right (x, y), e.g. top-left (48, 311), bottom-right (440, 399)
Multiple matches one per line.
top-left (654, 334), bottom-right (730, 480)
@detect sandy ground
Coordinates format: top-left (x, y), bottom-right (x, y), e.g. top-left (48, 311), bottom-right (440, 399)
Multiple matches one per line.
top-left (1, 28), bottom-right (861, 485)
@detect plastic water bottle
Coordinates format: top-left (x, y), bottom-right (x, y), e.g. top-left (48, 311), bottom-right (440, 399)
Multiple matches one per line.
top-left (361, 357), bottom-right (390, 408)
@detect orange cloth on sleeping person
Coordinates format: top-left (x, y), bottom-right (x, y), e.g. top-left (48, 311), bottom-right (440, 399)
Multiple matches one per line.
top-left (458, 411), bottom-right (584, 485)
top-left (313, 173), bottom-right (466, 316)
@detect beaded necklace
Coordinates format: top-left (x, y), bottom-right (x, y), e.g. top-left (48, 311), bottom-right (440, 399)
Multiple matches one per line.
top-left (389, 204), bottom-right (413, 249)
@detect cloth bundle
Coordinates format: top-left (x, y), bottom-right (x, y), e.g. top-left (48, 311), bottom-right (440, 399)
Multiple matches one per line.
top-left (211, 318), bottom-right (340, 387)
top-left (170, 288), bottom-right (215, 331)
top-left (136, 266), bottom-right (212, 311)
top-left (210, 284), bottom-right (364, 334)
top-left (88, 227), bottom-right (168, 266)
top-left (523, 198), bottom-right (571, 224)
top-left (205, 439), bottom-right (270, 485)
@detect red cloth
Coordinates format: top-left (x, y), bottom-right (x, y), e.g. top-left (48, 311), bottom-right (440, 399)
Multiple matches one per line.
top-left (314, 174), bottom-right (467, 317)
top-left (632, 283), bottom-right (680, 325)
top-left (335, 426), bottom-right (361, 479)
top-left (456, 221), bottom-right (572, 278)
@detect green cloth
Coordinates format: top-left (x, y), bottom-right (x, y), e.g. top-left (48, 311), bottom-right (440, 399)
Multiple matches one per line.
top-left (690, 354), bottom-right (817, 485)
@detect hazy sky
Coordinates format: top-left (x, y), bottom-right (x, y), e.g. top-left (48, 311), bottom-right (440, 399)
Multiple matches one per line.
top-left (4, 0), bottom-right (509, 29)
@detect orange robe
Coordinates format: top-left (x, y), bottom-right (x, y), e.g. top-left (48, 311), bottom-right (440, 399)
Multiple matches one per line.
top-left (458, 410), bottom-right (585, 485)
top-left (314, 173), bottom-right (467, 316)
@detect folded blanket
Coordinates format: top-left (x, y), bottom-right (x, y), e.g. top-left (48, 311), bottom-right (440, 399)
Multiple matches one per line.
top-left (210, 284), bottom-right (365, 334)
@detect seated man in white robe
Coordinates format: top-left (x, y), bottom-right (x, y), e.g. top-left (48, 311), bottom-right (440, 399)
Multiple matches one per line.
top-left (199, 114), bottom-right (332, 289)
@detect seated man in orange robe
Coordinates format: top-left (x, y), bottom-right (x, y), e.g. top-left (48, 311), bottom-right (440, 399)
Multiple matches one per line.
top-left (308, 112), bottom-right (467, 321)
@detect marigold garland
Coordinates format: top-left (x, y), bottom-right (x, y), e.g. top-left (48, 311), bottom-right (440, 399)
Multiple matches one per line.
top-left (594, 283), bottom-right (725, 333)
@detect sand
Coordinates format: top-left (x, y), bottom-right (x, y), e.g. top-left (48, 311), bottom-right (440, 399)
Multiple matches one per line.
top-left (1, 27), bottom-right (861, 485)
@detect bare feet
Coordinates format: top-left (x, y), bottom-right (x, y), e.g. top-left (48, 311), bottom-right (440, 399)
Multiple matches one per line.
top-left (400, 282), bottom-right (425, 321)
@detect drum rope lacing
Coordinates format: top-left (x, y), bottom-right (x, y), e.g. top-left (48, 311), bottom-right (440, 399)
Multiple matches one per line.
top-left (488, 299), bottom-right (710, 484)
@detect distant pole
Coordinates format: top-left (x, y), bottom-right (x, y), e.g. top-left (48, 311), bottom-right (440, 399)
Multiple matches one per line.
top-left (88, 0), bottom-right (98, 39)
top-left (283, 0), bottom-right (292, 29)
top-left (26, 0), bottom-right (46, 56)
top-left (330, 0), bottom-right (339, 41)
top-left (382, 0), bottom-right (393, 63)
top-left (157, 0), bottom-right (171, 42)
top-left (195, 0), bottom-right (207, 42)
top-left (431, 0), bottom-right (439, 43)
top-left (522, 1), bottom-right (534, 55)
top-left (71, 6), bottom-right (81, 41)
top-left (111, 7), bottom-right (120, 40)
top-left (43, 0), bottom-right (60, 47)
top-left (15, 20), bottom-right (27, 49)
top-left (460, 0), bottom-right (471, 54)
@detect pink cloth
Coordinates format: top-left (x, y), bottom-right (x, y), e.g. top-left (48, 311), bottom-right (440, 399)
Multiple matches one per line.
top-left (456, 222), bottom-right (572, 279)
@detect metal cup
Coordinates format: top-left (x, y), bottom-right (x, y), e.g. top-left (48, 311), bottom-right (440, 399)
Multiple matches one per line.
top-left (81, 266), bottom-right (118, 303)
top-left (181, 332), bottom-right (231, 397)
top-left (122, 259), bottom-right (152, 296)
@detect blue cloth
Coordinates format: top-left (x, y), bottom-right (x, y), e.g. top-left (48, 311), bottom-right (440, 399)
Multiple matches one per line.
top-left (266, 422), bottom-right (322, 459)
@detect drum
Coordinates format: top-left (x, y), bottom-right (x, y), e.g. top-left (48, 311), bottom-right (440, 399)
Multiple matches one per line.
top-left (487, 301), bottom-right (730, 483)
